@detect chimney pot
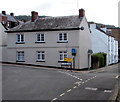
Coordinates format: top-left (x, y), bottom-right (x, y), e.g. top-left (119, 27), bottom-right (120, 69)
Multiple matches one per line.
top-left (10, 13), bottom-right (14, 16)
top-left (2, 11), bottom-right (6, 15)
top-left (79, 8), bottom-right (85, 18)
top-left (31, 11), bottom-right (38, 22)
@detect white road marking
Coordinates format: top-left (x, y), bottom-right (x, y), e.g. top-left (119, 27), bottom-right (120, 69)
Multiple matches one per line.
top-left (58, 71), bottom-right (82, 81)
top-left (104, 90), bottom-right (112, 93)
top-left (115, 75), bottom-right (119, 78)
top-left (51, 98), bottom-right (57, 102)
top-left (59, 93), bottom-right (65, 97)
top-left (67, 89), bottom-right (71, 92)
top-left (73, 86), bottom-right (77, 89)
top-left (77, 84), bottom-right (81, 86)
top-left (85, 87), bottom-right (98, 91)
top-left (74, 81), bottom-right (82, 84)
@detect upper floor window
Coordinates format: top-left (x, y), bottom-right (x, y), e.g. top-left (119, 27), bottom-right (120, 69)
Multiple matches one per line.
top-left (16, 34), bottom-right (25, 44)
top-left (16, 51), bottom-right (25, 62)
top-left (59, 51), bottom-right (68, 61)
top-left (36, 33), bottom-right (45, 43)
top-left (36, 51), bottom-right (45, 62)
top-left (58, 33), bottom-right (68, 43)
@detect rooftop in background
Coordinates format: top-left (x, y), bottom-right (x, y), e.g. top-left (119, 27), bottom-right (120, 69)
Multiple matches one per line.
top-left (0, 11), bottom-right (19, 29)
top-left (8, 9), bottom-right (85, 32)
top-left (0, 11), bottom-right (17, 22)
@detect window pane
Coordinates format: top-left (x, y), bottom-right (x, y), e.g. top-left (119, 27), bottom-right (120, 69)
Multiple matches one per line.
top-left (38, 54), bottom-right (40, 59)
top-left (60, 54), bottom-right (63, 60)
top-left (59, 33), bottom-right (62, 41)
top-left (59, 51), bottom-right (67, 61)
top-left (37, 34), bottom-right (40, 41)
top-left (21, 35), bottom-right (24, 42)
top-left (17, 51), bottom-right (24, 61)
top-left (37, 34), bottom-right (44, 42)
top-left (41, 34), bottom-right (44, 41)
top-left (42, 54), bottom-right (45, 60)
top-left (17, 35), bottom-right (20, 42)
top-left (37, 51), bottom-right (45, 61)
top-left (64, 33), bottom-right (67, 40)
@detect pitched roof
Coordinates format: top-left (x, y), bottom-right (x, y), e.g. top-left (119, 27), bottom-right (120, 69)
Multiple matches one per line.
top-left (0, 13), bottom-right (17, 22)
top-left (6, 14), bottom-right (17, 22)
top-left (9, 15), bottom-right (83, 32)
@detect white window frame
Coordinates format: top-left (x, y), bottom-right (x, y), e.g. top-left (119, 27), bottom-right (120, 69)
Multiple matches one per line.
top-left (36, 33), bottom-right (45, 42)
top-left (58, 33), bottom-right (68, 42)
top-left (16, 51), bottom-right (25, 61)
top-left (36, 51), bottom-right (45, 61)
top-left (16, 34), bottom-right (24, 43)
top-left (59, 51), bottom-right (68, 61)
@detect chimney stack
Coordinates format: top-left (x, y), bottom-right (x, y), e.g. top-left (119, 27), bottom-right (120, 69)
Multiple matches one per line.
top-left (10, 13), bottom-right (14, 16)
top-left (2, 11), bottom-right (6, 15)
top-left (31, 11), bottom-right (38, 22)
top-left (79, 8), bottom-right (85, 18)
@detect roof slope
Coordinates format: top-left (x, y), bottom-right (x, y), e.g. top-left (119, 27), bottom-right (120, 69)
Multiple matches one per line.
top-left (0, 13), bottom-right (17, 22)
top-left (6, 14), bottom-right (17, 22)
top-left (10, 15), bottom-right (83, 32)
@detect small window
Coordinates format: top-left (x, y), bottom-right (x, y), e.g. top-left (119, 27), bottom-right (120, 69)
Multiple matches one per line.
top-left (58, 33), bottom-right (68, 43)
top-left (36, 51), bottom-right (45, 61)
top-left (59, 51), bottom-right (68, 61)
top-left (36, 33), bottom-right (45, 43)
top-left (16, 34), bottom-right (25, 43)
top-left (16, 51), bottom-right (25, 62)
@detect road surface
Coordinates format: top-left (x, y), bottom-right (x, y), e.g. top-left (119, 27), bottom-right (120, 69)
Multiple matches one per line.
top-left (2, 63), bottom-right (119, 101)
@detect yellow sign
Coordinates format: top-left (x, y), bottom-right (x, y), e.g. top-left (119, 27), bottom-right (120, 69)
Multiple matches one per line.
top-left (64, 58), bottom-right (72, 62)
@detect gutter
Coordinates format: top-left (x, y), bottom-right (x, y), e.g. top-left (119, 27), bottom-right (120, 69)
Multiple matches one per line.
top-left (6, 28), bottom-right (80, 33)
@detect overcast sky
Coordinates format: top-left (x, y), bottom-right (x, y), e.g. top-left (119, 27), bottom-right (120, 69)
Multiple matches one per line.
top-left (0, 0), bottom-right (119, 26)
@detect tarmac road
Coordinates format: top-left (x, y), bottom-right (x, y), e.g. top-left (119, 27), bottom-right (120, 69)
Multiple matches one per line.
top-left (2, 63), bottom-right (118, 101)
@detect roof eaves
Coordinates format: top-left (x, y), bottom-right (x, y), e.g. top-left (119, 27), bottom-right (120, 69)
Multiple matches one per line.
top-left (6, 27), bottom-right (80, 33)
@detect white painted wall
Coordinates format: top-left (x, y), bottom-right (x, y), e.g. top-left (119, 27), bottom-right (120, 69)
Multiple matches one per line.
top-left (0, 23), bottom-right (7, 62)
top-left (90, 24), bottom-right (109, 65)
top-left (108, 36), bottom-right (118, 64)
top-left (90, 23), bottom-right (118, 65)
top-left (7, 17), bottom-right (91, 69)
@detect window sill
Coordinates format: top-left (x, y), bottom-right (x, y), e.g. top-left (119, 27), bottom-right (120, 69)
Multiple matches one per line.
top-left (36, 60), bottom-right (45, 62)
top-left (16, 42), bottom-right (25, 44)
top-left (57, 41), bottom-right (68, 43)
top-left (35, 41), bottom-right (45, 43)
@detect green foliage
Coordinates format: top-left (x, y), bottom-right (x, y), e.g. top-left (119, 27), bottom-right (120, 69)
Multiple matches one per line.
top-left (91, 52), bottom-right (107, 68)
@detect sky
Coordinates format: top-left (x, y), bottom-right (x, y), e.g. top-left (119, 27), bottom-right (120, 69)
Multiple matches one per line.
top-left (0, 0), bottom-right (119, 27)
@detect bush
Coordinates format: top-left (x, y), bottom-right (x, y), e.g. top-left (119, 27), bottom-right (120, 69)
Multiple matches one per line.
top-left (91, 52), bottom-right (107, 68)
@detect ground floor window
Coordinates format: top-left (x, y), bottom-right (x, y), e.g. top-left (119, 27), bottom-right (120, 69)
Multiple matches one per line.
top-left (36, 51), bottom-right (45, 61)
top-left (16, 51), bottom-right (24, 62)
top-left (59, 51), bottom-right (68, 61)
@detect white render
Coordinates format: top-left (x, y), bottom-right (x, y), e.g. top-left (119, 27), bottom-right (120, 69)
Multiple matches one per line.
top-left (0, 23), bottom-right (7, 62)
top-left (108, 36), bottom-right (118, 64)
top-left (7, 16), bottom-right (91, 69)
top-left (90, 23), bottom-right (118, 65)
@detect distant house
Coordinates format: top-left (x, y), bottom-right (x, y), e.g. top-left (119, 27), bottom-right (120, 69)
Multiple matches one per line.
top-left (6, 9), bottom-right (92, 69)
top-left (106, 27), bottom-right (120, 62)
top-left (0, 11), bottom-right (18, 29)
top-left (90, 23), bottom-right (118, 65)
top-left (0, 23), bottom-right (7, 62)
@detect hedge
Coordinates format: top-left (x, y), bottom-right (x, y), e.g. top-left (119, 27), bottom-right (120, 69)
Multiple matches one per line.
top-left (91, 52), bottom-right (107, 68)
